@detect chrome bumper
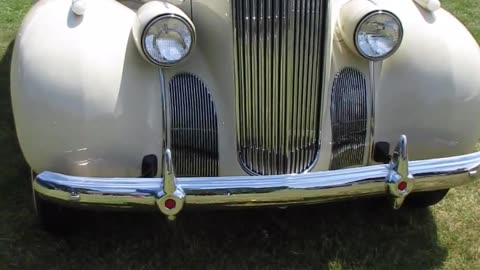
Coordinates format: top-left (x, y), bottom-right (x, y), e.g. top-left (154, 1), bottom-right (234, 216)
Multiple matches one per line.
top-left (33, 136), bottom-right (480, 219)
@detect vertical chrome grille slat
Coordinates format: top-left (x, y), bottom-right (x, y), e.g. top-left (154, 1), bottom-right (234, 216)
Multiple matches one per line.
top-left (169, 74), bottom-right (219, 177)
top-left (280, 0), bottom-right (288, 173)
top-left (272, 0), bottom-right (280, 173)
top-left (233, 0), bottom-right (327, 175)
top-left (290, 0), bottom-right (300, 172)
top-left (311, 0), bottom-right (319, 164)
top-left (265, 0), bottom-right (273, 175)
top-left (257, 0), bottom-right (263, 172)
top-left (300, 0), bottom-right (309, 170)
top-left (329, 68), bottom-right (368, 170)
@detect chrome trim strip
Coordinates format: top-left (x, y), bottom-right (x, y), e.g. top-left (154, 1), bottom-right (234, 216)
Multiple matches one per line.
top-left (33, 144), bottom-right (480, 209)
top-left (367, 61), bottom-right (376, 164)
top-left (160, 69), bottom-right (171, 151)
top-left (232, 0), bottom-right (327, 175)
top-left (158, 69), bottom-right (185, 218)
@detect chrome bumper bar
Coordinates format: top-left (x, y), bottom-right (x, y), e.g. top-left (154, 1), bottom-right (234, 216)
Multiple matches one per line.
top-left (33, 136), bottom-right (480, 219)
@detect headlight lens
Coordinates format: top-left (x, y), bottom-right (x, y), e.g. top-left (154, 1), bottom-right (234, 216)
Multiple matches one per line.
top-left (355, 11), bottom-right (403, 61)
top-left (142, 15), bottom-right (194, 66)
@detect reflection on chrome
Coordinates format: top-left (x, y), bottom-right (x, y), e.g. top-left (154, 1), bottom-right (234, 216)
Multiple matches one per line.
top-left (34, 136), bottom-right (480, 219)
top-left (232, 0), bottom-right (327, 175)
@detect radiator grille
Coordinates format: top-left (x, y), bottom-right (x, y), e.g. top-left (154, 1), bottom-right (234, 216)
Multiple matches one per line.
top-left (329, 68), bottom-right (368, 170)
top-left (233, 0), bottom-right (327, 175)
top-left (169, 74), bottom-right (219, 177)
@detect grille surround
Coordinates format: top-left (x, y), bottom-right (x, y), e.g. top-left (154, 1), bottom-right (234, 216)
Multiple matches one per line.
top-left (232, 0), bottom-right (328, 175)
top-left (169, 73), bottom-right (219, 177)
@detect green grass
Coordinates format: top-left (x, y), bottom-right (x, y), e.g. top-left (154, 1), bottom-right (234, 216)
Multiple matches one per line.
top-left (443, 0), bottom-right (480, 39)
top-left (0, 0), bottom-right (479, 269)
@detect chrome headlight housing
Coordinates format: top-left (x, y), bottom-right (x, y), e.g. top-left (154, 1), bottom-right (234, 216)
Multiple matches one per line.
top-left (355, 11), bottom-right (403, 61)
top-left (133, 1), bottom-right (196, 67)
top-left (142, 15), bottom-right (195, 67)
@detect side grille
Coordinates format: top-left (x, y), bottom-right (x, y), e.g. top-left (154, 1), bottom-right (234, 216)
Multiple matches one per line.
top-left (232, 0), bottom-right (328, 175)
top-left (169, 74), bottom-right (219, 177)
top-left (329, 68), bottom-right (368, 170)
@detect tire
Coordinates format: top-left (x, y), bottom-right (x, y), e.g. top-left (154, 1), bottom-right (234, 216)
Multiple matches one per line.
top-left (31, 170), bottom-right (82, 233)
top-left (404, 189), bottom-right (449, 208)
top-left (33, 192), bottom-right (75, 233)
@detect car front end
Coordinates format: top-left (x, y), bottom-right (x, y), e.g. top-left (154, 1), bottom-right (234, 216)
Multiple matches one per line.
top-left (11, 0), bottom-right (480, 222)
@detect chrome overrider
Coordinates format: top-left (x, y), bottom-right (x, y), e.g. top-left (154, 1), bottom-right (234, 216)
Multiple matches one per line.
top-left (33, 135), bottom-right (480, 220)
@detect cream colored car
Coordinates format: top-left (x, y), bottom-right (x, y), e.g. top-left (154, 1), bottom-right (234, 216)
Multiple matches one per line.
top-left (11, 0), bottom-right (480, 229)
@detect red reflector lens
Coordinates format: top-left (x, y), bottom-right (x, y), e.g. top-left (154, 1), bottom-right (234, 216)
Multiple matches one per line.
top-left (398, 181), bottom-right (408, 191)
top-left (165, 198), bottom-right (176, 209)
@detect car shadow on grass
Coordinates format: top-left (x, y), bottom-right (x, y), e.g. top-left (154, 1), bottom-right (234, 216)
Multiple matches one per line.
top-left (0, 40), bottom-right (30, 190)
top-left (0, 40), bottom-right (447, 270)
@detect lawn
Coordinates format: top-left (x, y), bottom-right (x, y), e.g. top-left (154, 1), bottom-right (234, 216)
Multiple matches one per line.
top-left (0, 0), bottom-right (479, 269)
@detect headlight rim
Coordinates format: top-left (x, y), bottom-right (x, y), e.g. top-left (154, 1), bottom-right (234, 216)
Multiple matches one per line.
top-left (354, 10), bottom-right (404, 61)
top-left (141, 14), bottom-right (196, 67)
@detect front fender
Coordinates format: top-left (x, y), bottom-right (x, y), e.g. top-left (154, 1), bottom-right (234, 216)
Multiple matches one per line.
top-left (11, 0), bottom-right (163, 177)
top-left (373, 2), bottom-right (480, 159)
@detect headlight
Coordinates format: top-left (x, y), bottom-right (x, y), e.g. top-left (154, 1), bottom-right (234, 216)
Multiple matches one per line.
top-left (355, 11), bottom-right (403, 61)
top-left (133, 1), bottom-right (196, 67)
top-left (142, 15), bottom-right (195, 66)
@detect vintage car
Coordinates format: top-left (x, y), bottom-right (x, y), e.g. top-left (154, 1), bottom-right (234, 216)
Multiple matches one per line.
top-left (11, 0), bottom-right (480, 229)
